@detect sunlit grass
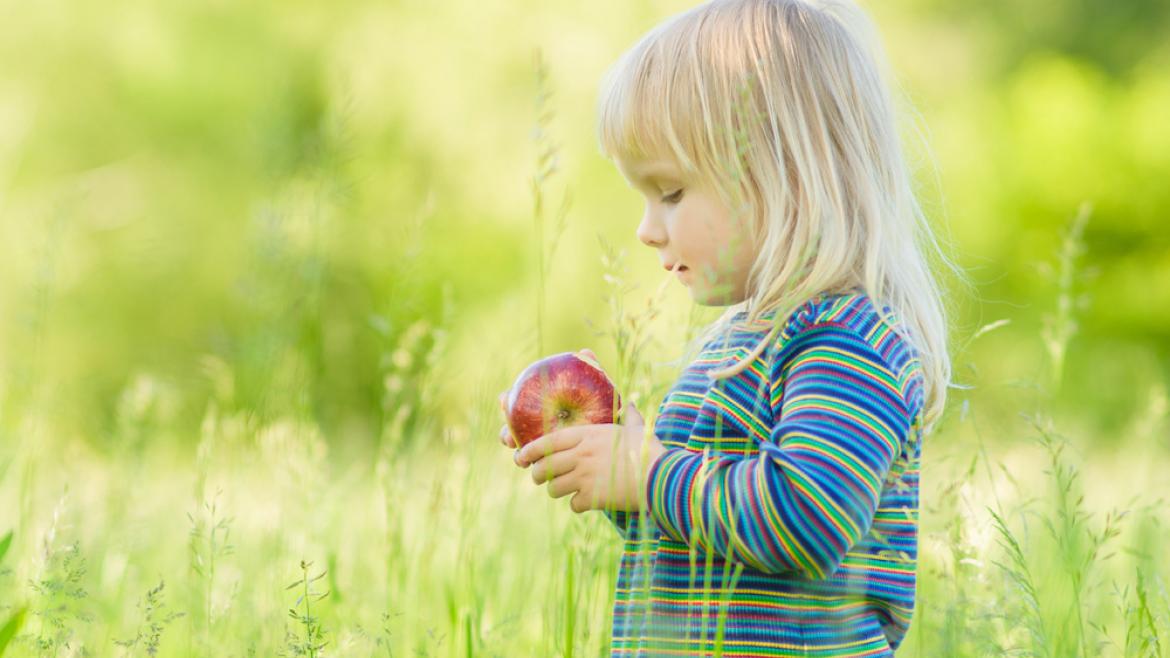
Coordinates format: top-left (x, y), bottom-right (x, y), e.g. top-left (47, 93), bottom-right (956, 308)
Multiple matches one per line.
top-left (1, 4), bottom-right (1169, 657)
top-left (1, 196), bottom-right (1169, 657)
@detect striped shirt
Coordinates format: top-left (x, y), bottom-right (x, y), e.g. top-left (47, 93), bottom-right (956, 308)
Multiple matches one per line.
top-left (603, 290), bottom-right (926, 657)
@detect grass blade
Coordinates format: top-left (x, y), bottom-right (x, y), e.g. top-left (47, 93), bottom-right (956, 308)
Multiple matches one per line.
top-left (0, 607), bottom-right (27, 656)
top-left (0, 531), bottom-right (11, 565)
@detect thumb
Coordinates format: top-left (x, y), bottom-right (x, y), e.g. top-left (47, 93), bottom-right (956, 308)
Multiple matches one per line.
top-left (621, 400), bottom-right (644, 427)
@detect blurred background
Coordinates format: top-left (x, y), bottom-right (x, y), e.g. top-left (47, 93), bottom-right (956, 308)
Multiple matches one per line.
top-left (1, 0), bottom-right (1168, 455)
top-left (1, 1), bottom-right (1169, 654)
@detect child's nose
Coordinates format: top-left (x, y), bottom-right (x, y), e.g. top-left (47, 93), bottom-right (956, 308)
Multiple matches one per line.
top-left (636, 211), bottom-right (667, 248)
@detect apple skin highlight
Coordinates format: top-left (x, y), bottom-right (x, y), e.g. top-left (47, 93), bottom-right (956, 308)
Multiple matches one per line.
top-left (503, 351), bottom-right (622, 447)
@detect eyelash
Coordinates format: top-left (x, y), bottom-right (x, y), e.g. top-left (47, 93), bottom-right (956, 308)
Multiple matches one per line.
top-left (661, 189), bottom-right (684, 204)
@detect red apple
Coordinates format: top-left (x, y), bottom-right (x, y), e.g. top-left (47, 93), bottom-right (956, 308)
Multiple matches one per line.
top-left (503, 350), bottom-right (623, 447)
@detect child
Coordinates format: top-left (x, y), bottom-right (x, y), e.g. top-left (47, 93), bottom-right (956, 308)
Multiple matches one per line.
top-left (500, 0), bottom-right (954, 654)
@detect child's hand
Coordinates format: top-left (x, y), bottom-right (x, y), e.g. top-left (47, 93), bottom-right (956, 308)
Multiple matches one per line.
top-left (514, 401), bottom-right (668, 514)
top-left (497, 391), bottom-right (519, 450)
top-left (497, 347), bottom-right (604, 460)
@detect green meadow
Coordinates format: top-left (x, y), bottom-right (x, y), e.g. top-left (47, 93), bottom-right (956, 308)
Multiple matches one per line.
top-left (1, 0), bottom-right (1168, 656)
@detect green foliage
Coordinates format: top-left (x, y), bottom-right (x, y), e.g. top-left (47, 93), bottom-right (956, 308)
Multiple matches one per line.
top-left (944, 0), bottom-right (1170, 76)
top-left (0, 1), bottom-right (1166, 656)
top-left (283, 561), bottom-right (329, 658)
top-left (0, 531), bottom-right (19, 658)
top-left (0, 0), bottom-right (1165, 447)
top-left (0, 533), bottom-right (11, 567)
top-left (114, 581), bottom-right (184, 657)
top-left (0, 608), bottom-right (27, 658)
top-left (28, 540), bottom-right (91, 657)
top-left (188, 490), bottom-right (234, 654)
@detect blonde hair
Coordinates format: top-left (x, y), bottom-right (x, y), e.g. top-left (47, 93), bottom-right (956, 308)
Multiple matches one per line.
top-left (596, 0), bottom-right (966, 433)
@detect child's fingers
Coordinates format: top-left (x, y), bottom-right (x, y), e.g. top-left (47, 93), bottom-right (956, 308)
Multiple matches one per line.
top-left (499, 423), bottom-right (517, 449)
top-left (515, 429), bottom-right (583, 467)
top-left (529, 451), bottom-right (576, 485)
top-left (498, 391), bottom-right (517, 447)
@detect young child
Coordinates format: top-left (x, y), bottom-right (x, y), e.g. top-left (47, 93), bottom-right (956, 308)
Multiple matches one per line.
top-left (499, 0), bottom-right (953, 654)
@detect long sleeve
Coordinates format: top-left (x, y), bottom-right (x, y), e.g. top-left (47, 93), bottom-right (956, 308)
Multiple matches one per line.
top-left (642, 321), bottom-right (916, 579)
top-left (599, 395), bottom-right (674, 540)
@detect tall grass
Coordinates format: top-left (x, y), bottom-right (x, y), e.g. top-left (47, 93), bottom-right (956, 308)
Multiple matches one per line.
top-left (531, 47), bottom-right (573, 362)
top-left (0, 42), bottom-right (1167, 658)
top-left (0, 218), bottom-right (1166, 656)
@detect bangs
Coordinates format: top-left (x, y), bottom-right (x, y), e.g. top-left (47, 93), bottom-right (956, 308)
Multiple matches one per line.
top-left (595, 17), bottom-right (703, 172)
top-left (596, 2), bottom-right (763, 198)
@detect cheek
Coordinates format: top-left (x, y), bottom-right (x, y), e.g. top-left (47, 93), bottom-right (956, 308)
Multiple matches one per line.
top-left (736, 232), bottom-right (756, 265)
top-left (684, 212), bottom-right (724, 245)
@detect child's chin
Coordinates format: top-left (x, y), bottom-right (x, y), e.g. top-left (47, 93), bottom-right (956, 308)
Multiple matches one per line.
top-left (691, 285), bottom-right (744, 307)
top-left (691, 290), bottom-right (725, 307)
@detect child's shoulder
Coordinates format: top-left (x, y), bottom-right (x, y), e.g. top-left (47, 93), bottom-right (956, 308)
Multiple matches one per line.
top-left (772, 285), bottom-right (926, 405)
top-left (781, 289), bottom-right (904, 343)
top-left (699, 288), bottom-right (921, 376)
top-left (764, 288), bottom-right (923, 392)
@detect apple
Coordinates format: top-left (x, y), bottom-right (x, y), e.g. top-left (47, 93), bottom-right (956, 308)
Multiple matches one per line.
top-left (502, 350), bottom-right (623, 447)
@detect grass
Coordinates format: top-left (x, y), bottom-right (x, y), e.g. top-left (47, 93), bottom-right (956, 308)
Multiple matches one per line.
top-left (0, 217), bottom-right (1168, 657)
top-left (0, 44), bottom-right (1168, 658)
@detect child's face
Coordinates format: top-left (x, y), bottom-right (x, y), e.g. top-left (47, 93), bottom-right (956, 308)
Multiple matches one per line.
top-left (614, 155), bottom-right (756, 306)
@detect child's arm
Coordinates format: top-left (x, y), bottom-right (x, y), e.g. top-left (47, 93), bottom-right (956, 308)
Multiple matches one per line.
top-left (600, 391), bottom-right (670, 541)
top-left (643, 321), bottom-right (922, 579)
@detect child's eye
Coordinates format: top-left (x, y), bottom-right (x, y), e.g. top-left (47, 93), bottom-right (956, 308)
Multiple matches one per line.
top-left (661, 189), bottom-right (684, 204)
